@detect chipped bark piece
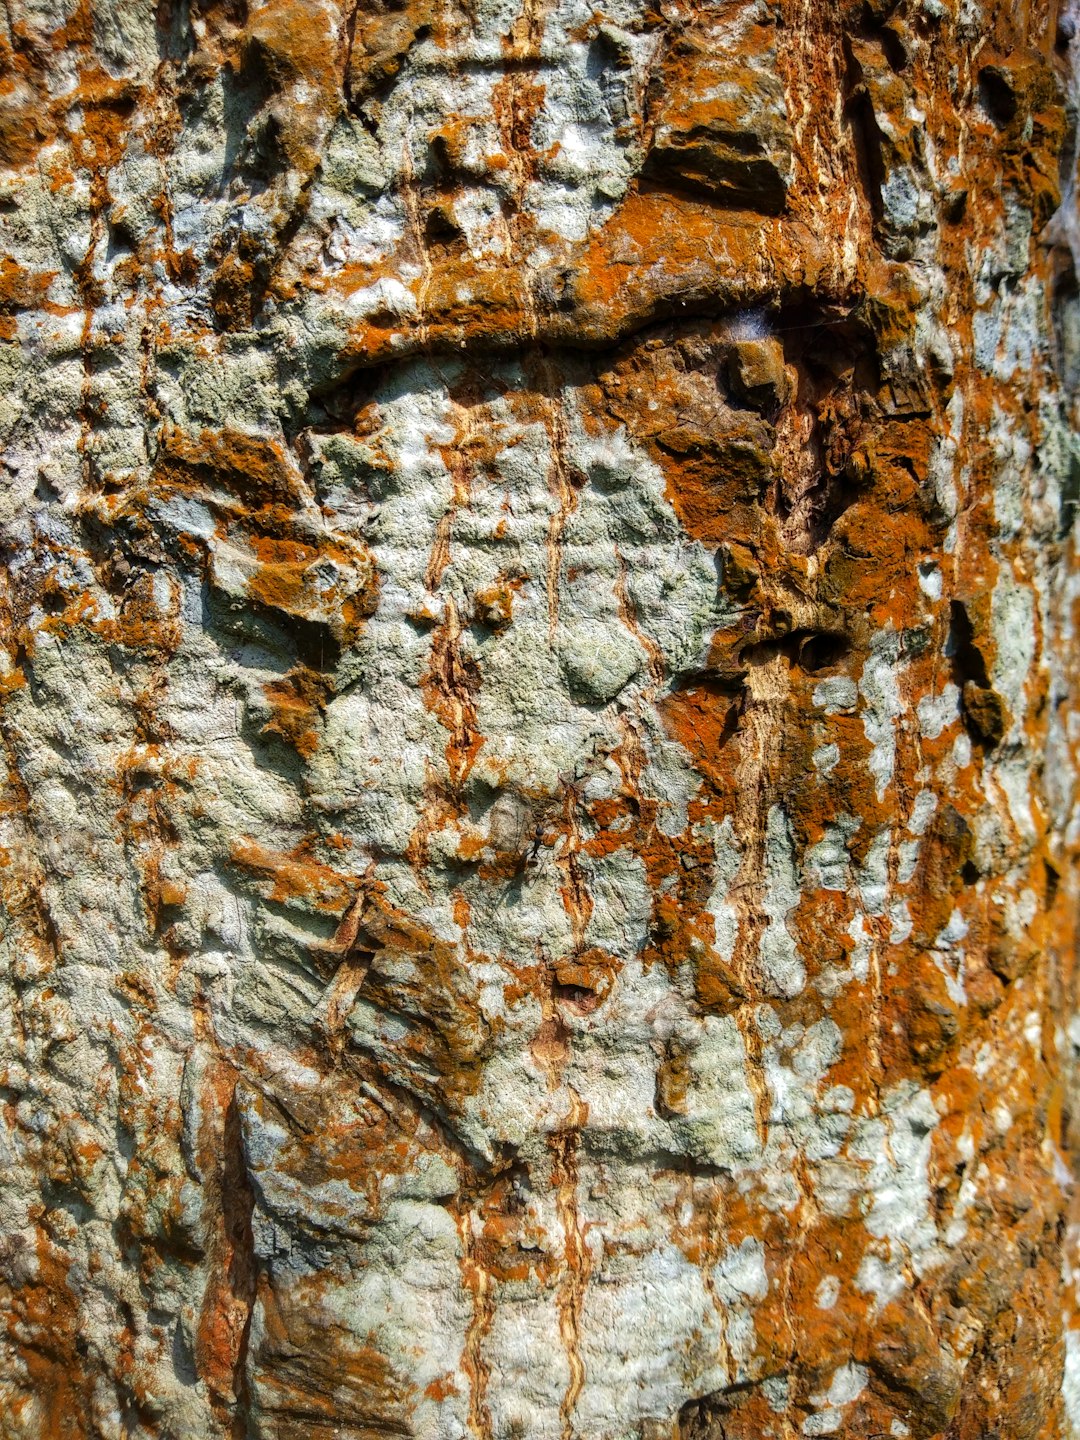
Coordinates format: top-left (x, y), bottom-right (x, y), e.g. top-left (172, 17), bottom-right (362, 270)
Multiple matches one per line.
top-left (346, 0), bottom-right (439, 109)
top-left (645, 7), bottom-right (793, 213)
top-left (960, 680), bottom-right (1008, 746)
top-left (726, 336), bottom-right (790, 410)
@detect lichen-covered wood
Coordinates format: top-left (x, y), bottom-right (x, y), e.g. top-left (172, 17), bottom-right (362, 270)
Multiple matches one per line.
top-left (2, 1), bottom-right (1080, 1437)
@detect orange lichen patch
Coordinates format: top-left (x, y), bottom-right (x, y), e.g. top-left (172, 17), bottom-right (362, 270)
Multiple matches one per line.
top-left (428, 115), bottom-right (511, 180)
top-left (1, 1226), bottom-right (93, 1439)
top-left (155, 425), bottom-right (305, 509)
top-left (597, 336), bottom-right (777, 550)
top-left (239, 0), bottom-right (344, 201)
top-left (644, 4), bottom-right (792, 214)
top-left (206, 232), bottom-right (264, 332)
top-left (138, 424), bottom-right (381, 640)
top-left (309, 185), bottom-right (842, 370)
top-left (329, 258), bottom-right (544, 360)
top-left (963, 46), bottom-right (1066, 228)
top-left (457, 1170), bottom-right (560, 1290)
top-left (33, 584), bottom-right (100, 637)
top-left (244, 0), bottom-right (340, 99)
top-left (0, 257), bottom-right (57, 339)
top-left (261, 666), bottom-right (327, 757)
top-left (96, 570), bottom-right (184, 655)
top-left (473, 575), bottom-right (522, 628)
top-left (0, 0), bottom-right (106, 173)
top-left (424, 1372), bottom-right (460, 1403)
top-left (242, 1068), bottom-right (431, 1217)
top-left (658, 676), bottom-right (741, 789)
top-left (0, 72), bottom-right (54, 169)
top-left (64, 68), bottom-right (141, 173)
top-left (228, 838), bottom-right (359, 917)
top-left (569, 188), bottom-right (826, 336)
top-left (241, 532), bottom-right (375, 642)
top-left (551, 946), bottom-right (620, 1013)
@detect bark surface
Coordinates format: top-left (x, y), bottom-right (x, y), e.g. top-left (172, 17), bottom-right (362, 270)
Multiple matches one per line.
top-left (2, 0), bottom-right (1080, 1437)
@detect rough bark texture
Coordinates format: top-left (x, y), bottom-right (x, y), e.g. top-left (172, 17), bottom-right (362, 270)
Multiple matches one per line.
top-left (2, 0), bottom-right (1080, 1436)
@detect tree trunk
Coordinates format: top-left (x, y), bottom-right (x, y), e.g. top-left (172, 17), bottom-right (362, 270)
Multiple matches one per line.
top-left (2, 0), bottom-right (1080, 1436)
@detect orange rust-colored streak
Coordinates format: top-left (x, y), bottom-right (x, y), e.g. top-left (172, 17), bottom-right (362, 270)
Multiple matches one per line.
top-left (426, 438), bottom-right (473, 593)
top-left (192, 1064), bottom-right (257, 1416)
top-left (549, 1089), bottom-right (589, 1440)
top-left (457, 1209), bottom-right (496, 1440)
top-left (421, 597), bottom-right (485, 790)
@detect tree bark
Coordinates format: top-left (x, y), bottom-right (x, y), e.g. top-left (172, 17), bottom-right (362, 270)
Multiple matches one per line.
top-left (2, 0), bottom-right (1080, 1437)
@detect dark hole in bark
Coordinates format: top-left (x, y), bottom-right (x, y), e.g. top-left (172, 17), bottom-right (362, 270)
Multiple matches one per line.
top-left (977, 67), bottom-right (1018, 128)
